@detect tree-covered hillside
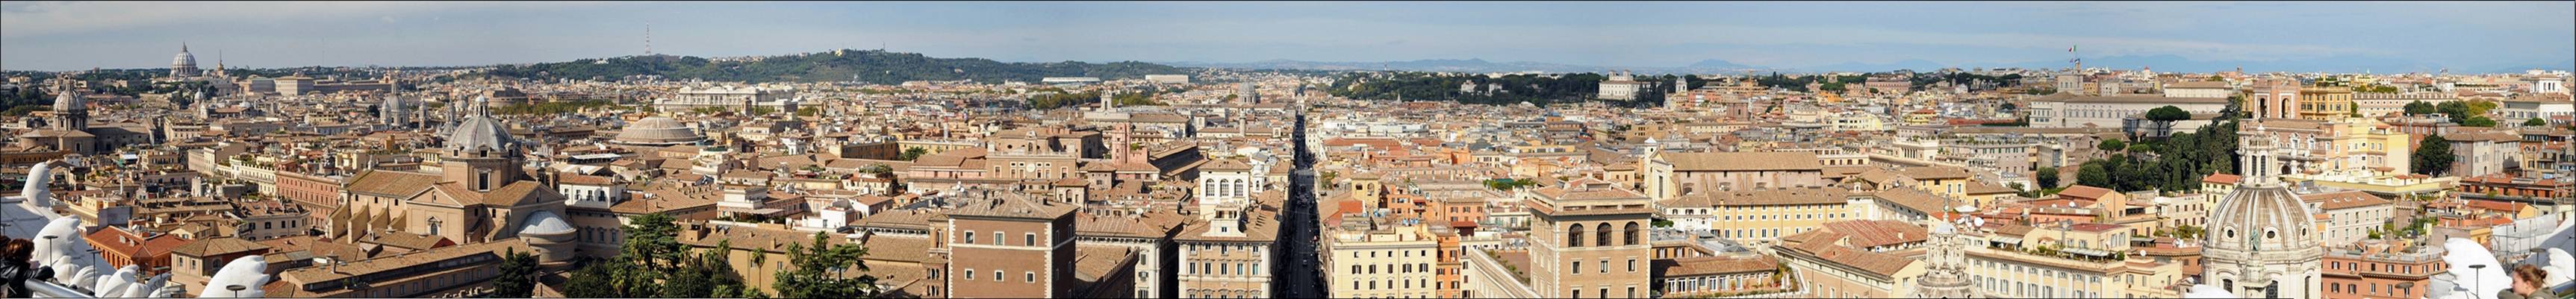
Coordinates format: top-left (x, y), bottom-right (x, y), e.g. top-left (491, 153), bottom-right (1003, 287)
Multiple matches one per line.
top-left (483, 49), bottom-right (1191, 84)
top-left (1329, 72), bottom-right (1638, 106)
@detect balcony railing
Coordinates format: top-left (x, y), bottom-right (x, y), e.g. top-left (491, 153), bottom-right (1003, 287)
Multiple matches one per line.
top-left (27, 280), bottom-right (97, 298)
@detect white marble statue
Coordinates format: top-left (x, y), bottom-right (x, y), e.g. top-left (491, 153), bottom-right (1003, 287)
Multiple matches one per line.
top-left (1, 160), bottom-right (209, 298)
top-left (2430, 238), bottom-right (2515, 299)
top-left (195, 256), bottom-right (270, 298)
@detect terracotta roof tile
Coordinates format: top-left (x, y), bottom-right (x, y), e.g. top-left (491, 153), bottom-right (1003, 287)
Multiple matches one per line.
top-left (1663, 151), bottom-right (1823, 171)
top-left (1657, 256), bottom-right (1780, 277)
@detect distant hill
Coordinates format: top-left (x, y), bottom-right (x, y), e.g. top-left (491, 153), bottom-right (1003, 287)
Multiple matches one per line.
top-left (1687, 59), bottom-right (1754, 69)
top-left (1795, 59), bottom-right (1952, 73)
top-left (1165, 58), bottom-right (1772, 74)
top-left (1987, 54), bottom-right (2470, 74)
top-left (483, 49), bottom-right (1191, 84)
top-left (2489, 59), bottom-right (2576, 74)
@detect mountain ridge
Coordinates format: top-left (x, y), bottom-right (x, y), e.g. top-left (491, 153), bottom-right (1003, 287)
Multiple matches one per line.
top-left (480, 49), bottom-right (1191, 84)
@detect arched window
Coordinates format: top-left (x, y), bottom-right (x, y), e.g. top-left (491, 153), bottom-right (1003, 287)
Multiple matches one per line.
top-left (1567, 224), bottom-right (1585, 247)
top-left (1594, 224), bottom-right (1612, 248)
top-left (1623, 221), bottom-right (1641, 245)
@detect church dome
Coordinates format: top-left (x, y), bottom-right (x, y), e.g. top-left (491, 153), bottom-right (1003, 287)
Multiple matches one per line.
top-left (519, 210), bottom-right (576, 236)
top-left (52, 89), bottom-right (82, 112)
top-left (172, 46), bottom-right (198, 69)
top-left (447, 97), bottom-right (516, 154)
top-left (2204, 183), bottom-right (2319, 253)
top-left (612, 117), bottom-right (705, 145)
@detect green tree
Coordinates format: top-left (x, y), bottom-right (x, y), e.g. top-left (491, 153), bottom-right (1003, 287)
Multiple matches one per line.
top-left (2403, 101), bottom-right (2436, 116)
top-left (857, 163), bottom-right (893, 174)
top-left (2523, 118), bottom-right (2548, 127)
top-left (897, 147), bottom-right (930, 161)
top-left (2034, 167), bottom-right (2059, 189)
top-left (2076, 162), bottom-right (2112, 188)
top-left (2465, 100), bottom-right (2498, 116)
top-left (2412, 133), bottom-right (2454, 176)
top-left (795, 107), bottom-right (821, 117)
top-left (560, 260), bottom-right (621, 298)
top-left (561, 213), bottom-right (754, 298)
top-left (774, 232), bottom-right (881, 298)
top-left (487, 249), bottom-right (541, 298)
top-left (2142, 105), bottom-right (2193, 138)
top-left (662, 239), bottom-right (750, 298)
top-left (623, 213), bottom-right (686, 271)
top-left (2098, 139), bottom-right (2127, 151)
top-left (2462, 116), bottom-right (2498, 128)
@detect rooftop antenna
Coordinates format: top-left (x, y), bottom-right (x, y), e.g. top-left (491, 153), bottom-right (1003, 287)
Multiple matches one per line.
top-left (645, 22), bottom-right (653, 55)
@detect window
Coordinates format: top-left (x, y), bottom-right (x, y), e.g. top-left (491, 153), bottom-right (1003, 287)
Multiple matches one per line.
top-left (995, 271), bottom-right (1004, 281)
top-left (994, 231), bottom-right (1004, 245)
top-left (965, 230), bottom-right (977, 244)
top-left (1026, 233), bottom-right (1038, 247)
top-left (965, 268), bottom-right (975, 280)
top-left (1572, 261), bottom-right (1581, 274)
top-left (1595, 224), bottom-right (1612, 247)
top-left (1624, 221), bottom-right (1641, 245)
top-left (1568, 224), bottom-right (1586, 247)
top-left (1027, 271), bottom-right (1036, 283)
top-left (1628, 259), bottom-right (1637, 272)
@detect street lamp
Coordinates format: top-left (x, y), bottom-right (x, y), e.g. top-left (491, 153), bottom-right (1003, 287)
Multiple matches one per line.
top-left (2469, 264), bottom-right (2488, 296)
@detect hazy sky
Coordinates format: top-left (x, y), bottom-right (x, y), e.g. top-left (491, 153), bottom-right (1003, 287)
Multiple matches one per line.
top-left (4, 1), bottom-right (2571, 71)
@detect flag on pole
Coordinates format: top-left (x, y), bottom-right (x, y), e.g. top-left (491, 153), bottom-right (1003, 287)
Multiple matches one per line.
top-left (2069, 45), bottom-right (2077, 52)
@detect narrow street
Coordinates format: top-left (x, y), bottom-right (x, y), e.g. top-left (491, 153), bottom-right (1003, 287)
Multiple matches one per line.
top-left (1277, 104), bottom-right (1326, 298)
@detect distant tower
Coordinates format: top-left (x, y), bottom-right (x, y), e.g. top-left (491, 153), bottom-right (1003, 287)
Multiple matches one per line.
top-left (644, 22), bottom-right (653, 55)
top-left (1672, 75), bottom-right (1687, 94)
top-left (212, 53), bottom-right (228, 78)
top-left (170, 43), bottom-right (201, 78)
top-left (1911, 218), bottom-right (1979, 298)
top-left (1101, 89), bottom-right (1116, 110)
top-left (1238, 83), bottom-right (1258, 104)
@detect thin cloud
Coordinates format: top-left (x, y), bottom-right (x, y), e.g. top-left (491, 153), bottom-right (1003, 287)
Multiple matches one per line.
top-left (0, 2), bottom-right (2566, 72)
top-left (0, 1), bottom-right (609, 38)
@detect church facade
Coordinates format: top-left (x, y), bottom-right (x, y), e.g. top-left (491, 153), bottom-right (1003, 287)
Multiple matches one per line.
top-left (329, 97), bottom-right (578, 263)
